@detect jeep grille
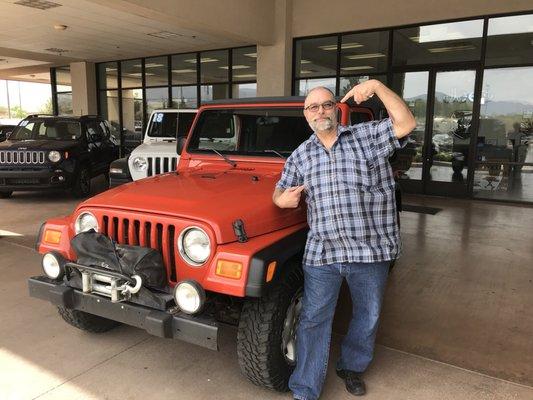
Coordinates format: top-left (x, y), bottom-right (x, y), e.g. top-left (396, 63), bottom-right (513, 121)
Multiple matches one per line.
top-left (0, 150), bottom-right (46, 165)
top-left (101, 215), bottom-right (177, 282)
top-left (147, 157), bottom-right (177, 177)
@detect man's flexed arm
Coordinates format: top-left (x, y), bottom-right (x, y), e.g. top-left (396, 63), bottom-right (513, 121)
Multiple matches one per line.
top-left (273, 185), bottom-right (305, 208)
top-left (341, 79), bottom-right (416, 139)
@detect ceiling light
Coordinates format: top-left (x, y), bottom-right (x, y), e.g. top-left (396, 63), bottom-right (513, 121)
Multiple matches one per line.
top-left (127, 73), bottom-right (143, 77)
top-left (300, 59), bottom-right (311, 64)
top-left (53, 24), bottom-right (67, 31)
top-left (14, 0), bottom-right (61, 10)
top-left (105, 67), bottom-right (117, 72)
top-left (233, 74), bottom-right (256, 78)
top-left (243, 53), bottom-right (257, 58)
top-left (428, 45), bottom-right (476, 53)
top-left (300, 70), bottom-right (315, 74)
top-left (345, 53), bottom-right (386, 60)
top-left (340, 66), bottom-right (374, 71)
top-left (44, 47), bottom-right (69, 53)
top-left (172, 69), bottom-right (196, 73)
top-left (147, 31), bottom-right (185, 39)
top-left (184, 57), bottom-right (218, 63)
top-left (219, 65), bottom-right (250, 70)
top-left (133, 63), bottom-right (164, 68)
top-left (319, 42), bottom-right (363, 51)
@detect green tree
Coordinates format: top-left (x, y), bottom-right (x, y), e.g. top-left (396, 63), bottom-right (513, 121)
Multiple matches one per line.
top-left (10, 106), bottom-right (28, 118)
top-left (40, 98), bottom-right (54, 114)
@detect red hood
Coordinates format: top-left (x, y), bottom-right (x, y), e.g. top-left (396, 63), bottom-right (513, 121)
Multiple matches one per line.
top-left (78, 168), bottom-right (306, 244)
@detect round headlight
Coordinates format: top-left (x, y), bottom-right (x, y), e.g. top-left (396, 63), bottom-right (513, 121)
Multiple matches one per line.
top-left (178, 227), bottom-right (210, 266)
top-left (74, 212), bottom-right (98, 234)
top-left (173, 280), bottom-right (205, 314)
top-left (48, 150), bottom-right (61, 163)
top-left (132, 156), bottom-right (148, 171)
top-left (42, 252), bottom-right (65, 280)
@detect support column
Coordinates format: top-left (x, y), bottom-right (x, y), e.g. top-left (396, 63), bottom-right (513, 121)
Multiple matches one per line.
top-left (70, 62), bottom-right (97, 116)
top-left (256, 0), bottom-right (293, 97)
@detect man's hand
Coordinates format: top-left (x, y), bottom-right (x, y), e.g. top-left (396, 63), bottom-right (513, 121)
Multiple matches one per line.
top-left (340, 80), bottom-right (377, 105)
top-left (272, 185), bottom-right (305, 208)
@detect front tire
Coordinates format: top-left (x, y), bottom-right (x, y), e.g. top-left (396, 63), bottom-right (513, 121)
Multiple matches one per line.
top-left (58, 306), bottom-right (120, 333)
top-left (237, 263), bottom-right (303, 391)
top-left (71, 168), bottom-right (91, 198)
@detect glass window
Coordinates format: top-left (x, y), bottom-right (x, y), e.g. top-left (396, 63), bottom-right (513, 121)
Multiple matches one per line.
top-left (295, 36), bottom-right (338, 78)
top-left (122, 88), bottom-right (143, 152)
top-left (339, 75), bottom-right (387, 97)
top-left (10, 119), bottom-right (80, 140)
top-left (340, 31), bottom-right (389, 75)
top-left (146, 87), bottom-right (169, 116)
top-left (233, 83), bottom-right (257, 98)
top-left (474, 67), bottom-right (533, 202)
top-left (296, 77), bottom-right (336, 96)
top-left (55, 66), bottom-right (71, 91)
top-left (147, 111), bottom-right (196, 139)
top-left (232, 47), bottom-right (257, 82)
top-left (171, 86), bottom-right (198, 109)
top-left (200, 84), bottom-right (229, 103)
top-left (57, 92), bottom-right (73, 115)
top-left (145, 56), bottom-right (169, 87)
top-left (393, 20), bottom-right (483, 66)
top-left (121, 59), bottom-right (142, 88)
top-left (392, 71), bottom-right (429, 181)
top-left (97, 62), bottom-right (118, 90)
top-left (486, 14), bottom-right (533, 66)
top-left (171, 53), bottom-right (198, 85)
top-left (99, 90), bottom-right (120, 142)
top-left (200, 50), bottom-right (228, 83)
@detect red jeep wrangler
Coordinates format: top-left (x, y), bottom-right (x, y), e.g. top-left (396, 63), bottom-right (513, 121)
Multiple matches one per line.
top-left (29, 97), bottom-right (385, 392)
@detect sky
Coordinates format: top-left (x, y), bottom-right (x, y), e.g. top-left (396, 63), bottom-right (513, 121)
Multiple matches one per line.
top-left (0, 80), bottom-right (52, 114)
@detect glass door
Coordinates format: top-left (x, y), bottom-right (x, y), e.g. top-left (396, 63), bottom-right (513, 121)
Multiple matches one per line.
top-left (424, 69), bottom-right (477, 196)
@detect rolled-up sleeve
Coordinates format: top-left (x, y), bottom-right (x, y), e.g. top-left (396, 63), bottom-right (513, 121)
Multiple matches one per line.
top-left (276, 154), bottom-right (303, 190)
top-left (358, 118), bottom-right (407, 159)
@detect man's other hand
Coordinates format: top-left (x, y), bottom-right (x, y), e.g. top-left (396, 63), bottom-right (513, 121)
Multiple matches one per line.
top-left (273, 185), bottom-right (305, 208)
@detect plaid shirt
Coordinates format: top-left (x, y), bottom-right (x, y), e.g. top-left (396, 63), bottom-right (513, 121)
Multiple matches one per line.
top-left (276, 118), bottom-right (405, 266)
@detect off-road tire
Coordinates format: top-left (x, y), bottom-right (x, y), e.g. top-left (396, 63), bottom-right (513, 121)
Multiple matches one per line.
top-left (237, 262), bottom-right (303, 392)
top-left (58, 306), bottom-right (120, 333)
top-left (71, 168), bottom-right (91, 198)
top-left (0, 191), bottom-right (13, 199)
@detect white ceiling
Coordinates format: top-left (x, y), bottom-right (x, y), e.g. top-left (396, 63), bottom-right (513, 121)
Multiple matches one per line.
top-left (0, 0), bottom-right (267, 82)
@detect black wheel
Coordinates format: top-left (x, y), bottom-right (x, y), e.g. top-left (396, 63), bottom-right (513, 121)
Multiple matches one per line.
top-left (71, 168), bottom-right (91, 198)
top-left (237, 262), bottom-right (303, 392)
top-left (58, 306), bottom-right (120, 333)
top-left (0, 191), bottom-right (13, 199)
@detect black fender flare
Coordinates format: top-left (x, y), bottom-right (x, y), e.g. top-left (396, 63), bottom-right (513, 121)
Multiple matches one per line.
top-left (245, 227), bottom-right (308, 297)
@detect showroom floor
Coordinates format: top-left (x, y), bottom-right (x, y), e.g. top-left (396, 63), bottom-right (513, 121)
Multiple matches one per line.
top-left (1, 178), bottom-right (532, 400)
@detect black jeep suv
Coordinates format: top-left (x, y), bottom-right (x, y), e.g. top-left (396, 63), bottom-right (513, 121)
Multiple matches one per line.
top-left (0, 114), bottom-right (119, 198)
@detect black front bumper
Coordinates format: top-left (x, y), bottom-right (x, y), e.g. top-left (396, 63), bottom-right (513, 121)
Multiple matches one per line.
top-left (0, 169), bottom-right (73, 190)
top-left (28, 276), bottom-right (219, 350)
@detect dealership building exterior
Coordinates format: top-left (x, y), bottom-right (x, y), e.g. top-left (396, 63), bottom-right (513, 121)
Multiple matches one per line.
top-left (1, 0), bottom-right (532, 203)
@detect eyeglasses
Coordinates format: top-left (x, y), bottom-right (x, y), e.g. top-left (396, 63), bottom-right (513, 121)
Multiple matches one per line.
top-left (304, 101), bottom-right (336, 113)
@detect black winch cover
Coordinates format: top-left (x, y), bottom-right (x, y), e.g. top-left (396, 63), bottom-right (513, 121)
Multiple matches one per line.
top-left (70, 231), bottom-right (167, 289)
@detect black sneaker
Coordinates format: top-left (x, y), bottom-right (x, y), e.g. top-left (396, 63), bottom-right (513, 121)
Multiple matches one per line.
top-left (336, 368), bottom-right (366, 396)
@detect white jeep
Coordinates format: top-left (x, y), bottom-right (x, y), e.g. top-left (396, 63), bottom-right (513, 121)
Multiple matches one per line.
top-left (109, 109), bottom-right (197, 187)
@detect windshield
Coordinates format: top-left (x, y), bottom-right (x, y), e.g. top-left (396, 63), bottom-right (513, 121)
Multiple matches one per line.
top-left (10, 119), bottom-right (81, 141)
top-left (187, 108), bottom-right (314, 156)
top-left (147, 112), bottom-right (196, 138)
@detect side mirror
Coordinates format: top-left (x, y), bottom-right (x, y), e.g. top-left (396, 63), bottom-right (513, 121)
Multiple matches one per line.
top-left (177, 136), bottom-right (187, 154)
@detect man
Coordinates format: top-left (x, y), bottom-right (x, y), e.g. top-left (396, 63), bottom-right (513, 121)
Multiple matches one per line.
top-left (272, 80), bottom-right (415, 400)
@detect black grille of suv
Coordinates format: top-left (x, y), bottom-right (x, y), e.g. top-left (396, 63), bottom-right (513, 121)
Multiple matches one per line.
top-left (0, 151), bottom-right (46, 165)
top-left (147, 157), bottom-right (178, 176)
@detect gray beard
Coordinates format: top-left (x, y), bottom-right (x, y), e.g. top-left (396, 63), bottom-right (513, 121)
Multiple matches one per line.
top-left (310, 118), bottom-right (334, 132)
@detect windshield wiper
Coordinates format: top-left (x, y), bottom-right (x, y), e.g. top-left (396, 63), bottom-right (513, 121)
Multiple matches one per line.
top-left (211, 149), bottom-right (237, 168)
top-left (263, 149), bottom-right (286, 159)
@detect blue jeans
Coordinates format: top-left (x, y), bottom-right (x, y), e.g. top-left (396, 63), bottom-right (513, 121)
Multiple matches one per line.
top-left (289, 261), bottom-right (390, 400)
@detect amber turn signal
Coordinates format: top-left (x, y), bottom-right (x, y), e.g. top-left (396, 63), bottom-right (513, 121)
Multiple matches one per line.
top-left (43, 229), bottom-right (61, 244)
top-left (216, 260), bottom-right (243, 279)
top-left (266, 261), bottom-right (277, 282)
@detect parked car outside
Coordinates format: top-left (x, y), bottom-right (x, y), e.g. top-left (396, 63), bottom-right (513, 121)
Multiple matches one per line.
top-left (29, 98), bottom-right (400, 392)
top-left (0, 114), bottom-right (119, 198)
top-left (0, 124), bottom-right (17, 142)
top-left (109, 109), bottom-right (197, 187)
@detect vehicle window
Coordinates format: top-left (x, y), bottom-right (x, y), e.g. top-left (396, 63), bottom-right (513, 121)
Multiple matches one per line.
top-left (99, 121), bottom-right (110, 138)
top-left (350, 111), bottom-right (372, 124)
top-left (147, 112), bottom-right (178, 138)
top-left (177, 113), bottom-right (196, 138)
top-left (87, 121), bottom-right (106, 142)
top-left (187, 108), bottom-right (313, 156)
top-left (9, 119), bottom-right (81, 141)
